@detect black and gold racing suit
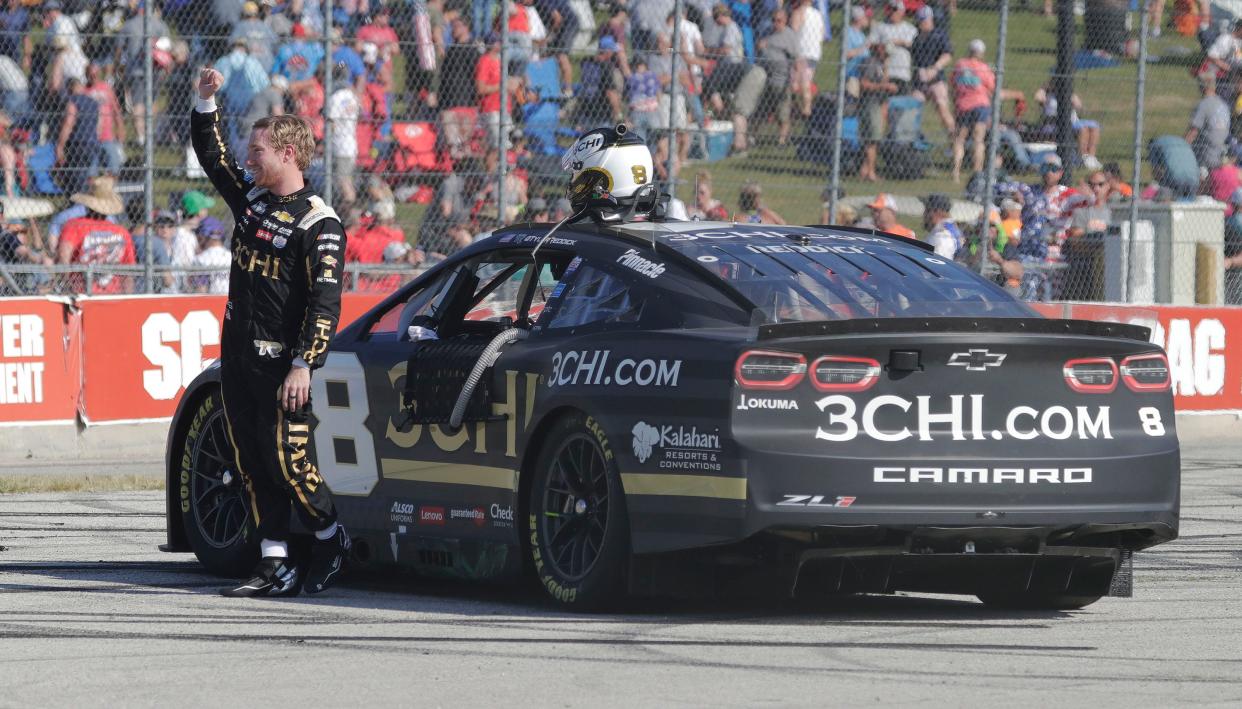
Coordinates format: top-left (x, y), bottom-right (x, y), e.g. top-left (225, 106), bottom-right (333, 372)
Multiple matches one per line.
top-left (191, 103), bottom-right (347, 544)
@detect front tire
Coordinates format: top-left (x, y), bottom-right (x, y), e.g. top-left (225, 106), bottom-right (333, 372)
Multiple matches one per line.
top-left (976, 592), bottom-right (1103, 610)
top-left (527, 413), bottom-right (630, 610)
top-left (176, 388), bottom-right (259, 576)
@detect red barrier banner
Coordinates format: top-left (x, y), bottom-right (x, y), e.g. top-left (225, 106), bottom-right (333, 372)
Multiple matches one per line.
top-left (76, 294), bottom-right (385, 423)
top-left (0, 297), bottom-right (79, 424)
top-left (1033, 302), bottom-right (1242, 412)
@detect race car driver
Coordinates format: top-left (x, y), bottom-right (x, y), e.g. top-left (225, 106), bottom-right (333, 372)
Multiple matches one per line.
top-left (192, 67), bottom-right (350, 598)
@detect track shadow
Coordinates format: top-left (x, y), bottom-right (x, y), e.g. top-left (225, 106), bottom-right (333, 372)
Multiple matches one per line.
top-left (0, 558), bottom-right (1082, 625)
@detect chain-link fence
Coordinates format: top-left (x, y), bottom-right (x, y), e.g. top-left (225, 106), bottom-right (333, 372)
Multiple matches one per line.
top-left (0, 0), bottom-right (1238, 305)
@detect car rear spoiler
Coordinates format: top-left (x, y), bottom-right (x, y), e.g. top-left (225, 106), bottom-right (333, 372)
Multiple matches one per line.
top-left (757, 317), bottom-right (1152, 343)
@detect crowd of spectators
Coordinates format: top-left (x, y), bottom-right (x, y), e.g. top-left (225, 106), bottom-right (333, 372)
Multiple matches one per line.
top-left (0, 0), bottom-right (1236, 305)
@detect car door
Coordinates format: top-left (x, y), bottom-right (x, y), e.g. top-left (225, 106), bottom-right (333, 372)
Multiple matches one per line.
top-left (310, 246), bottom-right (575, 570)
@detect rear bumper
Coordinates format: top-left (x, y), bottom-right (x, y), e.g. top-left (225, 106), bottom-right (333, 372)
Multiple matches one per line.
top-left (625, 447), bottom-right (1181, 555)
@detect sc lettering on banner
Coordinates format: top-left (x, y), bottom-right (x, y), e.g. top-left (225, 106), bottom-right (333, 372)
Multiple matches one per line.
top-left (142, 311), bottom-right (220, 400)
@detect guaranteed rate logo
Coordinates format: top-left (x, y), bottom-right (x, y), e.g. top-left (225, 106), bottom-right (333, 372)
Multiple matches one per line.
top-left (451, 507), bottom-right (487, 528)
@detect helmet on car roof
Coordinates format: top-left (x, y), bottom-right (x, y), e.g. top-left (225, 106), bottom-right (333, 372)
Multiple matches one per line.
top-left (561, 124), bottom-right (655, 218)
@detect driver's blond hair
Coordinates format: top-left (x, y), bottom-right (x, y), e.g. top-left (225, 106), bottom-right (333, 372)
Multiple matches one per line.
top-left (253, 114), bottom-right (315, 171)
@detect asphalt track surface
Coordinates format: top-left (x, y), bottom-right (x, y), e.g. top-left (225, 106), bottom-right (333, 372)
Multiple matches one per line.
top-left (0, 442), bottom-right (1239, 707)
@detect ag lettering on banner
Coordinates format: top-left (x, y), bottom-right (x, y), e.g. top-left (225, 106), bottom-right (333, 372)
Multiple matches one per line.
top-left (0, 298), bottom-right (79, 423)
top-left (1041, 303), bottom-right (1242, 413)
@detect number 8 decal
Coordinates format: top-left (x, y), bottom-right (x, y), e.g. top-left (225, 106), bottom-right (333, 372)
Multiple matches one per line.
top-left (310, 352), bottom-right (380, 495)
top-left (1138, 407), bottom-right (1165, 437)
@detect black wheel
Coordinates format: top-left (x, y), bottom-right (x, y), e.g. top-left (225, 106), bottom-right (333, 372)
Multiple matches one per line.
top-left (976, 592), bottom-right (1103, 610)
top-left (176, 388), bottom-right (258, 577)
top-left (527, 413), bottom-right (629, 610)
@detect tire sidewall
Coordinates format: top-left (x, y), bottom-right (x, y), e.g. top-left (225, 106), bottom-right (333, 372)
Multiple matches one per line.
top-left (527, 412), bottom-right (630, 609)
top-left (178, 388), bottom-right (259, 577)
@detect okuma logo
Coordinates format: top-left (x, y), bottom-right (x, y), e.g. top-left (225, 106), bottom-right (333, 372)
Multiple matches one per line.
top-left (632, 422), bottom-right (660, 463)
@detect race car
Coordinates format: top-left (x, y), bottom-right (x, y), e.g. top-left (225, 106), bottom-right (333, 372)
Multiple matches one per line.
top-left (162, 220), bottom-right (1180, 610)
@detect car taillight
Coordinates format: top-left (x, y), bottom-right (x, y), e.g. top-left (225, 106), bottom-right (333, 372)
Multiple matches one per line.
top-left (810, 356), bottom-right (882, 392)
top-left (1063, 357), bottom-right (1117, 393)
top-left (735, 350), bottom-right (806, 390)
top-left (1120, 353), bottom-right (1171, 392)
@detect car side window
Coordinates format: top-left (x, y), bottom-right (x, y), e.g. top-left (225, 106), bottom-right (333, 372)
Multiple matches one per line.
top-left (366, 269), bottom-right (457, 339)
top-left (541, 263), bottom-right (642, 330)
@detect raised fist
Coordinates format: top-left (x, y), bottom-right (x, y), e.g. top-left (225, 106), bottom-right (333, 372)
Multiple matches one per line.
top-left (198, 68), bottom-right (224, 100)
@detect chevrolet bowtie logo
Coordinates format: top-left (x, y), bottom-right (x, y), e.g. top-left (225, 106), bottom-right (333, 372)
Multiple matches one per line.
top-left (947, 349), bottom-right (1006, 371)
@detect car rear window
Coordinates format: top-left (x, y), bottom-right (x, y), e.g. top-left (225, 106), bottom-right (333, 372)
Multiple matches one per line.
top-left (657, 228), bottom-right (1035, 323)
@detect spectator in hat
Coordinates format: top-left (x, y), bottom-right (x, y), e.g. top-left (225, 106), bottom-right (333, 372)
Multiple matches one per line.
top-left (858, 42), bottom-right (898, 182)
top-left (1000, 197), bottom-right (1024, 241)
top-left (191, 216), bottom-right (231, 294)
top-left (1187, 71), bottom-right (1230, 173)
top-left (1203, 18), bottom-right (1242, 78)
top-left (951, 38), bottom-right (995, 184)
top-left (181, 190), bottom-right (217, 225)
top-left (230, 1), bottom-right (278, 72)
top-left (150, 209), bottom-right (190, 293)
top-left (704, 4), bottom-right (747, 114)
top-left (869, 193), bottom-right (915, 238)
top-left (911, 5), bottom-right (955, 138)
top-left (869, 0), bottom-right (917, 93)
top-left (273, 23), bottom-right (326, 83)
top-left (0, 199), bottom-right (52, 295)
top-left (57, 175), bottom-right (135, 294)
top-left (841, 4), bottom-right (870, 82)
top-left (922, 193), bottom-right (961, 259)
top-left (756, 7), bottom-right (800, 146)
top-left (574, 35), bottom-right (626, 130)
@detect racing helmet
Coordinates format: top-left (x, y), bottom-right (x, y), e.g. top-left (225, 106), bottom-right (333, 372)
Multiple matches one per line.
top-left (561, 125), bottom-right (654, 215)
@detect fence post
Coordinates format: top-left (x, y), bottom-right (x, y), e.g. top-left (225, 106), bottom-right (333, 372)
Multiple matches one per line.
top-left (323, 0), bottom-right (335, 208)
top-left (977, 0), bottom-right (1009, 274)
top-left (1054, 0), bottom-right (1076, 182)
top-left (667, 0), bottom-right (683, 202)
top-left (143, 4), bottom-right (154, 293)
top-left (498, 0), bottom-right (510, 223)
top-left (828, 0), bottom-right (852, 223)
top-left (1127, 3), bottom-right (1151, 303)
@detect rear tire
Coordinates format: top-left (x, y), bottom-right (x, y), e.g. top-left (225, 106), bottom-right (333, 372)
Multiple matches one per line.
top-left (527, 413), bottom-right (630, 610)
top-left (176, 388), bottom-right (259, 577)
top-left (976, 592), bottom-right (1103, 610)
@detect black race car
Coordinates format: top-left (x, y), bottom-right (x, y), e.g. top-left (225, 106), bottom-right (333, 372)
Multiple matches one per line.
top-left (162, 221), bottom-right (1180, 610)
